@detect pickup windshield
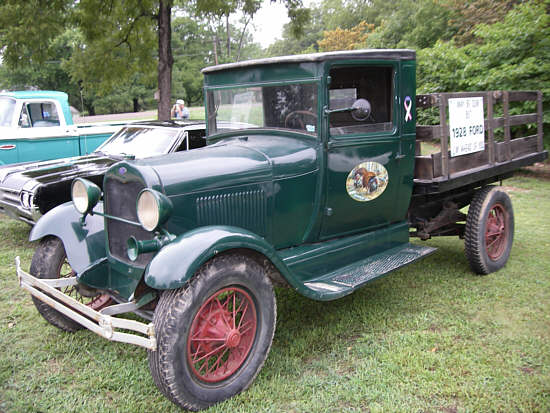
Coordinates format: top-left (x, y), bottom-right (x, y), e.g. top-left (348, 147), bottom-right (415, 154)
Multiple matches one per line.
top-left (96, 126), bottom-right (180, 158)
top-left (0, 97), bottom-right (16, 127)
top-left (206, 83), bottom-right (318, 136)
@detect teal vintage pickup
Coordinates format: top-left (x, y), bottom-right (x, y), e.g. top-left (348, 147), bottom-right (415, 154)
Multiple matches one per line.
top-left (0, 91), bottom-right (121, 165)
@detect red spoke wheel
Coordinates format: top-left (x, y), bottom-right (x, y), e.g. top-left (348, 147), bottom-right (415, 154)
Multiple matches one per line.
top-left (465, 187), bottom-right (514, 275)
top-left (187, 287), bottom-right (257, 383)
top-left (485, 203), bottom-right (509, 261)
top-left (148, 254), bottom-right (276, 411)
top-left (30, 236), bottom-right (113, 332)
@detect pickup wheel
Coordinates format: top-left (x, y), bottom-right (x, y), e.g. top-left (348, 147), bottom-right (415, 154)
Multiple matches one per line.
top-left (465, 187), bottom-right (514, 275)
top-left (148, 254), bottom-right (276, 411)
top-left (30, 236), bottom-right (112, 332)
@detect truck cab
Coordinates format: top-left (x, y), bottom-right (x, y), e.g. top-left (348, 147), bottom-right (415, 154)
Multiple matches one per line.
top-left (203, 50), bottom-right (416, 244)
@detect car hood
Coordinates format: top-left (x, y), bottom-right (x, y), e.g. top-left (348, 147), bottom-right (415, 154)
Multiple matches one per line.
top-left (0, 153), bottom-right (121, 191)
top-left (127, 134), bottom-right (319, 195)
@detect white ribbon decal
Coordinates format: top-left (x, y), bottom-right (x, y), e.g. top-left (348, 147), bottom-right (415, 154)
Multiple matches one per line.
top-left (404, 96), bottom-right (412, 122)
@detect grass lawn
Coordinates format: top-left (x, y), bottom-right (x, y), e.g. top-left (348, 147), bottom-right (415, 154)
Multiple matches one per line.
top-left (0, 174), bottom-right (549, 412)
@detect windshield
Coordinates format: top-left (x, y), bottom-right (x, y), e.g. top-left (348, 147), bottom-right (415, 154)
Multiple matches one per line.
top-left (0, 97), bottom-right (16, 127)
top-left (207, 83), bottom-right (318, 136)
top-left (95, 126), bottom-right (180, 158)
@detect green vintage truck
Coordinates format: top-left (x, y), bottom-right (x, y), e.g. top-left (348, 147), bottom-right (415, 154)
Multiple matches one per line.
top-left (16, 50), bottom-right (547, 410)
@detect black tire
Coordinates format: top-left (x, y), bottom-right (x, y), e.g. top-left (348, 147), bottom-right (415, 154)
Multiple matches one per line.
top-left (30, 236), bottom-right (112, 332)
top-left (465, 186), bottom-right (514, 275)
top-left (148, 254), bottom-right (276, 411)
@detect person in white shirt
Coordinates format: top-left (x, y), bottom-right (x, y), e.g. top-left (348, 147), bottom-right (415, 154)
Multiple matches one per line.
top-left (171, 99), bottom-right (190, 119)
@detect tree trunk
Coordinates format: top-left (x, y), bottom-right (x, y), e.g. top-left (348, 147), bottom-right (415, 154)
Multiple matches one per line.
top-left (213, 34), bottom-right (218, 65)
top-left (236, 17), bottom-right (250, 62)
top-left (157, 0), bottom-right (173, 121)
top-left (226, 14), bottom-right (231, 58)
top-left (133, 97), bottom-right (140, 113)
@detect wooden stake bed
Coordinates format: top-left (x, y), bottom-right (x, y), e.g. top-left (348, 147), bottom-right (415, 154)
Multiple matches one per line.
top-left (413, 91), bottom-right (547, 195)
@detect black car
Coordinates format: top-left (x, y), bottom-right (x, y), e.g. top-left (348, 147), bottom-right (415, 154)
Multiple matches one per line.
top-left (0, 121), bottom-right (207, 224)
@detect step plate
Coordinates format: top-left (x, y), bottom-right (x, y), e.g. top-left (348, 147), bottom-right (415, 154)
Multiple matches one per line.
top-left (331, 244), bottom-right (435, 288)
top-left (303, 243), bottom-right (436, 299)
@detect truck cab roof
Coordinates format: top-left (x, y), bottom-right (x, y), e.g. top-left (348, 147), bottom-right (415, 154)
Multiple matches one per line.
top-left (0, 90), bottom-right (69, 101)
top-left (202, 49), bottom-right (416, 74)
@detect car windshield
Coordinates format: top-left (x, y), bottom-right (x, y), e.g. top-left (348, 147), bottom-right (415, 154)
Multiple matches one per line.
top-left (0, 97), bottom-right (16, 127)
top-left (206, 83), bottom-right (318, 136)
top-left (96, 126), bottom-right (180, 158)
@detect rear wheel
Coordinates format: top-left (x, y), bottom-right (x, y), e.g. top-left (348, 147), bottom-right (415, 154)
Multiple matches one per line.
top-left (30, 236), bottom-right (112, 332)
top-left (465, 186), bottom-right (514, 275)
top-left (148, 254), bottom-right (276, 411)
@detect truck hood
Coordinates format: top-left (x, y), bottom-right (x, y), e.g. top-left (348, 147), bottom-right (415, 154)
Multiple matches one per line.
top-left (0, 153), bottom-right (120, 191)
top-left (131, 134), bottom-right (319, 194)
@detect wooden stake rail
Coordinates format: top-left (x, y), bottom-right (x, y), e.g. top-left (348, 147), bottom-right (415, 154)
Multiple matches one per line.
top-left (414, 90), bottom-right (544, 182)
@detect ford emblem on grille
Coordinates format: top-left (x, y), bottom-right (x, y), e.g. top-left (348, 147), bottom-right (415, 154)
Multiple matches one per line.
top-left (119, 167), bottom-right (127, 175)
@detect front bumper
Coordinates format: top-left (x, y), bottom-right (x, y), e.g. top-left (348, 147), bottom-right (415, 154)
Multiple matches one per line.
top-left (16, 256), bottom-right (157, 350)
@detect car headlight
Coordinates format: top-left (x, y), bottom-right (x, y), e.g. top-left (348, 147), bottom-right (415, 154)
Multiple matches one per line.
top-left (72, 178), bottom-right (101, 215)
top-left (136, 189), bottom-right (172, 231)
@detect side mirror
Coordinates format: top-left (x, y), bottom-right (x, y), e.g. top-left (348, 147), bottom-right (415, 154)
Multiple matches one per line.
top-left (350, 99), bottom-right (371, 121)
top-left (324, 98), bottom-right (372, 121)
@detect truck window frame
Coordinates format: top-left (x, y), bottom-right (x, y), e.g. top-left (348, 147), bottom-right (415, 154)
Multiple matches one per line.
top-left (18, 99), bottom-right (66, 128)
top-left (205, 79), bottom-right (322, 140)
top-left (325, 62), bottom-right (398, 141)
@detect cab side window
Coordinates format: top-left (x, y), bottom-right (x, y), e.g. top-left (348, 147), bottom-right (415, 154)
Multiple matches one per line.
top-left (24, 102), bottom-right (61, 127)
top-left (329, 66), bottom-right (393, 136)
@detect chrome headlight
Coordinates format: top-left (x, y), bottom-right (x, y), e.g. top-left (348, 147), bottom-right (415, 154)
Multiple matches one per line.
top-left (71, 178), bottom-right (101, 215)
top-left (136, 189), bottom-right (172, 231)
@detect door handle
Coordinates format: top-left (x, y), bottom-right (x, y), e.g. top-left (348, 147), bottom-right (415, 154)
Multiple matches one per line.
top-left (395, 153), bottom-right (406, 160)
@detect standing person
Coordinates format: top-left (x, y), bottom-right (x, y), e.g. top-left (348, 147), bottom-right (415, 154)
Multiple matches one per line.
top-left (171, 99), bottom-right (190, 119)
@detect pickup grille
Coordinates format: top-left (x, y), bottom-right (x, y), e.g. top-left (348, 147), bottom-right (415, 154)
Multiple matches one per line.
top-left (0, 186), bottom-right (21, 209)
top-left (103, 175), bottom-right (154, 267)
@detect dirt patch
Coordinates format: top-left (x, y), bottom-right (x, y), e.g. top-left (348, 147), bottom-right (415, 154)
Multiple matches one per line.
top-left (500, 186), bottom-right (530, 193)
top-left (518, 160), bottom-right (550, 180)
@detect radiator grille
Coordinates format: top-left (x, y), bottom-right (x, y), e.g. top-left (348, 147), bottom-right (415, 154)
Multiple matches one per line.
top-left (196, 190), bottom-right (267, 235)
top-left (104, 176), bottom-right (154, 266)
top-left (0, 186), bottom-right (21, 208)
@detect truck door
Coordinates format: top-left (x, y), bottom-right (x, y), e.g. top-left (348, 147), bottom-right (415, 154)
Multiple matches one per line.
top-left (320, 63), bottom-right (405, 239)
top-left (16, 100), bottom-right (79, 163)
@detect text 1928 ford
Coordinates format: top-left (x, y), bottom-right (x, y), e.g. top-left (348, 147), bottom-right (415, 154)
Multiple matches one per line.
top-left (16, 50), bottom-right (547, 410)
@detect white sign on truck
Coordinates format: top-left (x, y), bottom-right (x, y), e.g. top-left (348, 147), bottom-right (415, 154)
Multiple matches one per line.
top-left (448, 97), bottom-right (485, 157)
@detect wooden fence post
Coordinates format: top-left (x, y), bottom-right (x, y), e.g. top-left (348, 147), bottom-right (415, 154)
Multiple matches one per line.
top-left (487, 92), bottom-right (495, 165)
top-left (439, 94), bottom-right (449, 179)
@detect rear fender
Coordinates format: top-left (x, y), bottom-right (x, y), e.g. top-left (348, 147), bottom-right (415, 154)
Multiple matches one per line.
top-left (144, 225), bottom-right (292, 290)
top-left (30, 202), bottom-right (106, 273)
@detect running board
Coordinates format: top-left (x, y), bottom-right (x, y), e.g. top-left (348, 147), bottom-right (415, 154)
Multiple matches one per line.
top-left (16, 256), bottom-right (156, 350)
top-left (303, 243), bottom-right (436, 300)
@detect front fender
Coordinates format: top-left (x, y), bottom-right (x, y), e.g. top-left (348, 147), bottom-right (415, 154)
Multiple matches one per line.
top-left (30, 202), bottom-right (106, 274)
top-left (145, 225), bottom-right (287, 290)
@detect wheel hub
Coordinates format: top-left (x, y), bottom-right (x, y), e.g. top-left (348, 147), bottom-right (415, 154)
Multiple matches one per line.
top-left (226, 329), bottom-right (241, 348)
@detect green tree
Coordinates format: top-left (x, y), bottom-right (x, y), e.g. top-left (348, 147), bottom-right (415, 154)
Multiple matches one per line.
top-left (1, 0), bottom-right (309, 119)
top-left (418, 2), bottom-right (550, 144)
top-left (266, 7), bottom-right (326, 56)
top-left (317, 21), bottom-right (373, 52)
